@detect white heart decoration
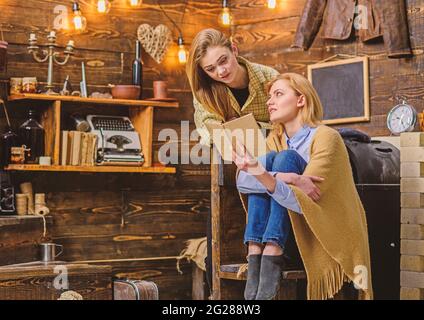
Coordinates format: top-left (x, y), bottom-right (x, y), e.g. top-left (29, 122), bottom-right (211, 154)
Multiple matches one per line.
top-left (137, 24), bottom-right (173, 64)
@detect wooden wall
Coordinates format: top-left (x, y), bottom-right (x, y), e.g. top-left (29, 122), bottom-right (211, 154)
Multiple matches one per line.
top-left (232, 0), bottom-right (424, 137)
top-left (0, 0), bottom-right (218, 300)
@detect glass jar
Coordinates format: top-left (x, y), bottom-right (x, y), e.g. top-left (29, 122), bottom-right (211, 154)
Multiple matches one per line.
top-left (18, 110), bottom-right (45, 163)
top-left (22, 77), bottom-right (38, 93)
top-left (0, 126), bottom-right (19, 167)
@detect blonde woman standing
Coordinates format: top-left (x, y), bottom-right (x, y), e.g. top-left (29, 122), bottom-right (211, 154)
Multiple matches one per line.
top-left (186, 28), bottom-right (279, 145)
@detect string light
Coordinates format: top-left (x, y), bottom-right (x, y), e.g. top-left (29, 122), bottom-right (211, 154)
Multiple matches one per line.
top-left (72, 1), bottom-right (87, 32)
top-left (128, 0), bottom-right (142, 7)
top-left (97, 0), bottom-right (112, 14)
top-left (219, 0), bottom-right (233, 27)
top-left (267, 0), bottom-right (277, 9)
top-left (158, 0), bottom-right (189, 65)
top-left (177, 36), bottom-right (187, 64)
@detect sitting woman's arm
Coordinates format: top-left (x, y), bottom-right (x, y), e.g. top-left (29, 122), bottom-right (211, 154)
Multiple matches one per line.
top-left (236, 154), bottom-right (297, 194)
top-left (235, 153), bottom-right (323, 214)
top-left (236, 163), bottom-right (303, 213)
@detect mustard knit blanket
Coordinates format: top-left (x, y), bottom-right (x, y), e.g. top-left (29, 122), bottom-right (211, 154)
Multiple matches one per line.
top-left (239, 125), bottom-right (373, 300)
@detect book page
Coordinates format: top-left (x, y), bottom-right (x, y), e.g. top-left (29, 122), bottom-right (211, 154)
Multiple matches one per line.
top-left (206, 114), bottom-right (268, 162)
top-left (205, 121), bottom-right (233, 162)
top-left (222, 114), bottom-right (268, 159)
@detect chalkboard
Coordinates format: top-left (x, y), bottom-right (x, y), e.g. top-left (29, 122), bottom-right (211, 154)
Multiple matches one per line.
top-left (308, 56), bottom-right (370, 125)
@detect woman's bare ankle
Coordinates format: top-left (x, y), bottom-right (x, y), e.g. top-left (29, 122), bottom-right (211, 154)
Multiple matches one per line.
top-left (248, 242), bottom-right (264, 256)
top-left (262, 242), bottom-right (283, 256)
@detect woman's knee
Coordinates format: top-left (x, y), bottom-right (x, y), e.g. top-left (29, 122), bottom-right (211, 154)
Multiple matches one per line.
top-left (260, 151), bottom-right (278, 171)
top-left (271, 150), bottom-right (302, 172)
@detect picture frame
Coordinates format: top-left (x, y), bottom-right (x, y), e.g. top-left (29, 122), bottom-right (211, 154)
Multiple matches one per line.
top-left (307, 56), bottom-right (370, 125)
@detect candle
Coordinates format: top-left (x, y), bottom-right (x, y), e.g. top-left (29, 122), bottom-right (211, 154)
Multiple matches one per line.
top-left (49, 31), bottom-right (56, 37)
top-left (29, 33), bottom-right (36, 41)
top-left (67, 40), bottom-right (75, 47)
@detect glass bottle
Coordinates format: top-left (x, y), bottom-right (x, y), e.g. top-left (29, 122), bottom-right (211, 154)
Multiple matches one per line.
top-left (132, 40), bottom-right (143, 98)
top-left (18, 110), bottom-right (45, 164)
top-left (0, 126), bottom-right (19, 167)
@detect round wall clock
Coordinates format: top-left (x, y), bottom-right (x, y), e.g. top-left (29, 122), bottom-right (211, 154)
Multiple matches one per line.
top-left (386, 99), bottom-right (417, 135)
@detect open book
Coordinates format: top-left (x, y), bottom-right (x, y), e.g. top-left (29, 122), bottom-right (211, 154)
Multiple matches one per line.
top-left (205, 113), bottom-right (268, 162)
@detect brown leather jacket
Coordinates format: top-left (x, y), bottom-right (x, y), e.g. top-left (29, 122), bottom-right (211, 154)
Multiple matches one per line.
top-left (292, 0), bottom-right (412, 58)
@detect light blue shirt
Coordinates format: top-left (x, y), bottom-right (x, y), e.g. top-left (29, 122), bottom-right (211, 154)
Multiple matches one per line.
top-left (236, 125), bottom-right (318, 214)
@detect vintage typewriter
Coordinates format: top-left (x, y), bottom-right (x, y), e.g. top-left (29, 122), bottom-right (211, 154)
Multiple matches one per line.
top-left (86, 115), bottom-right (144, 165)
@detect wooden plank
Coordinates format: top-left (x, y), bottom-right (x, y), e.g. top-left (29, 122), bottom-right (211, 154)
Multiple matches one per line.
top-left (401, 224), bottom-right (424, 240)
top-left (401, 163), bottom-right (424, 178)
top-left (0, 0), bottom-right (221, 52)
top-left (402, 208), bottom-right (424, 225)
top-left (401, 239), bottom-right (424, 256)
top-left (0, 216), bottom-right (52, 266)
top-left (401, 147), bottom-right (424, 162)
top-left (47, 189), bottom-right (208, 261)
top-left (400, 287), bottom-right (424, 300)
top-left (219, 264), bottom-right (306, 281)
top-left (401, 178), bottom-right (424, 193)
top-left (401, 193), bottom-right (424, 208)
top-left (192, 263), bottom-right (207, 300)
top-left (0, 263), bottom-right (112, 300)
top-left (211, 149), bottom-right (222, 300)
top-left (401, 133), bottom-right (424, 147)
top-left (53, 100), bottom-right (61, 165)
top-left (81, 257), bottom-right (193, 300)
top-left (401, 255), bottom-right (424, 272)
top-left (401, 271), bottom-right (424, 289)
top-left (231, 0), bottom-right (307, 26)
top-left (4, 164), bottom-right (175, 173)
top-left (8, 93), bottom-right (179, 108)
top-left (130, 106), bottom-right (153, 167)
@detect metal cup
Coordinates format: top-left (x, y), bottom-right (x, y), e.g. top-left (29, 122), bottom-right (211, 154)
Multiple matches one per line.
top-left (40, 243), bottom-right (63, 262)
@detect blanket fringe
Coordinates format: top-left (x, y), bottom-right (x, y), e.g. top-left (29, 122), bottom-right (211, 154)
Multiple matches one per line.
top-left (307, 262), bottom-right (347, 300)
top-left (237, 263), bottom-right (248, 279)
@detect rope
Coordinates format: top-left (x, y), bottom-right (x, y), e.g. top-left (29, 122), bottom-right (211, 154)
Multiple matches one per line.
top-left (57, 290), bottom-right (83, 300)
top-left (20, 183), bottom-right (50, 239)
top-left (34, 193), bottom-right (50, 239)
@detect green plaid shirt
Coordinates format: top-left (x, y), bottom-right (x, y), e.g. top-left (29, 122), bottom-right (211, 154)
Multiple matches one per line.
top-left (193, 56), bottom-right (279, 145)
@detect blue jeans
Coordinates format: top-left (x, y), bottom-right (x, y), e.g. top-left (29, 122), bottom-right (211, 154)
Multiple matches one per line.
top-left (244, 150), bottom-right (307, 249)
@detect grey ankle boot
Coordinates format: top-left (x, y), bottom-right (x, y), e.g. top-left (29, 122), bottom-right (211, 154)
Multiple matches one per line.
top-left (244, 254), bottom-right (262, 300)
top-left (255, 254), bottom-right (285, 300)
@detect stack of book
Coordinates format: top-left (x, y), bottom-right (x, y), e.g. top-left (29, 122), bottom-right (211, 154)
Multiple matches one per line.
top-left (61, 131), bottom-right (98, 166)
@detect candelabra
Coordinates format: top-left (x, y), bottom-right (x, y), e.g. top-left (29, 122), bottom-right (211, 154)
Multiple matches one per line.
top-left (28, 31), bottom-right (75, 95)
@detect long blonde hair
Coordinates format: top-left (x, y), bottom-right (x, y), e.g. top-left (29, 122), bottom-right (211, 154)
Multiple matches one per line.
top-left (266, 73), bottom-right (323, 135)
top-left (186, 29), bottom-right (235, 121)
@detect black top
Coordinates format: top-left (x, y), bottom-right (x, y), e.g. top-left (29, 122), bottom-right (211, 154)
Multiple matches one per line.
top-left (229, 86), bottom-right (249, 109)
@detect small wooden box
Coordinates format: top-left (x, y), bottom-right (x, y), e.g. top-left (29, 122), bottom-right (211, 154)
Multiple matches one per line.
top-left (0, 262), bottom-right (112, 300)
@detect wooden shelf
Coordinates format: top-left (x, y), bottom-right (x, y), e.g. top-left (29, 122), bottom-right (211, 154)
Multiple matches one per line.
top-left (8, 93), bottom-right (179, 108)
top-left (6, 93), bottom-right (177, 173)
top-left (0, 215), bottom-right (52, 227)
top-left (4, 164), bottom-right (176, 174)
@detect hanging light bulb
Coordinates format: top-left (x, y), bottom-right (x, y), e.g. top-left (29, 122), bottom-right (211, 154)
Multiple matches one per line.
top-left (267, 0), bottom-right (277, 9)
top-left (72, 2), bottom-right (87, 32)
top-left (128, 0), bottom-right (142, 7)
top-left (177, 36), bottom-right (187, 64)
top-left (97, 0), bottom-right (112, 14)
top-left (219, 0), bottom-right (233, 27)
